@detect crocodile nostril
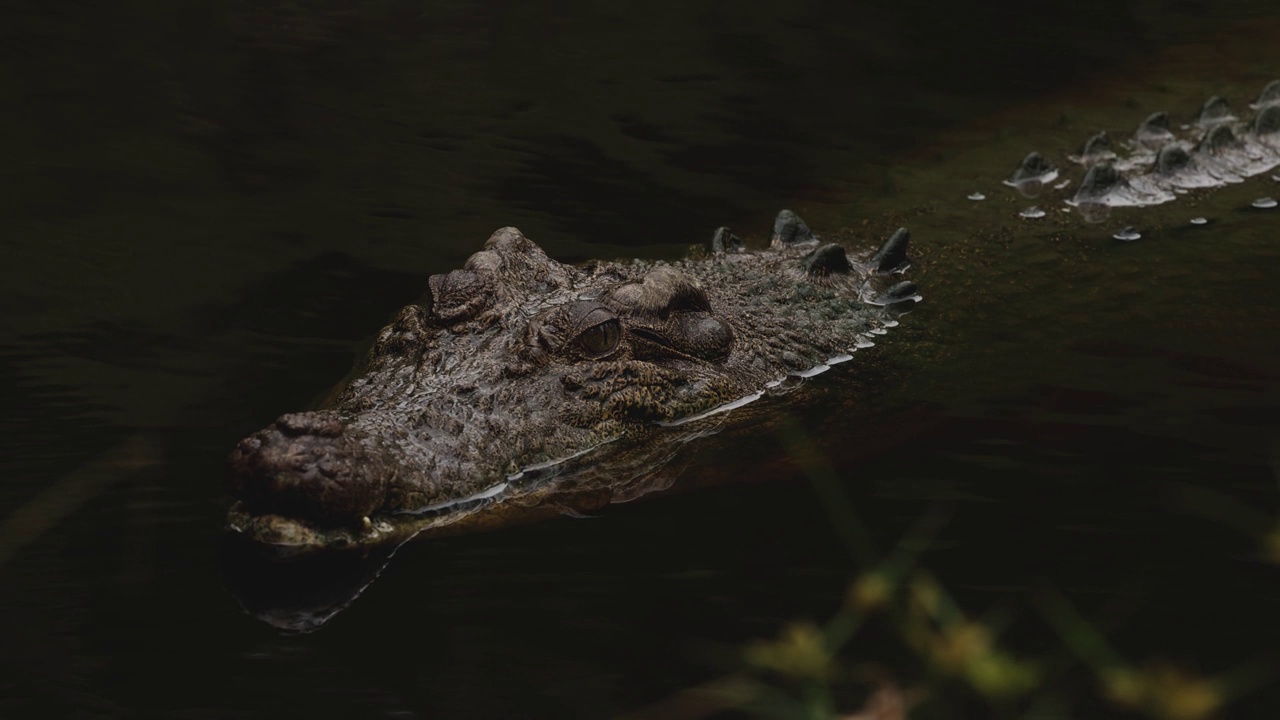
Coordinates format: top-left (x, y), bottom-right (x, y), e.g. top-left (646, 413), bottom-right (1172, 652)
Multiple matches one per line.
top-left (227, 417), bottom-right (390, 525)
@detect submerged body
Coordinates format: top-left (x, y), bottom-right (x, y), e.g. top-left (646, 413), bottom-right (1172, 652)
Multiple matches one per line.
top-left (227, 213), bottom-right (917, 549)
top-left (1006, 82), bottom-right (1280, 217)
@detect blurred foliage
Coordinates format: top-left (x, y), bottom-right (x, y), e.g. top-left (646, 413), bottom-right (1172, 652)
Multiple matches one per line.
top-left (712, 553), bottom-right (1246, 720)
top-left (623, 421), bottom-right (1279, 720)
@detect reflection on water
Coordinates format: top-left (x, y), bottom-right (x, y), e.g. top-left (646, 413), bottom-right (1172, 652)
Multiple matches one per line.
top-left (220, 535), bottom-right (400, 634)
top-left (3, 0), bottom-right (1280, 717)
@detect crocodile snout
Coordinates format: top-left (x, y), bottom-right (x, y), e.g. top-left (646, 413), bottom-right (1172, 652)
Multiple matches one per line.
top-left (227, 411), bottom-right (390, 525)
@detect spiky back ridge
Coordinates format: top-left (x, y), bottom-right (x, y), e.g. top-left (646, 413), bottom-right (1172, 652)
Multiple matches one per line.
top-left (332, 216), bottom-right (911, 510)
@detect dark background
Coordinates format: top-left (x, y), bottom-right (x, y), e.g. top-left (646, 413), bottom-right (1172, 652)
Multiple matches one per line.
top-left (2, 1), bottom-right (1278, 718)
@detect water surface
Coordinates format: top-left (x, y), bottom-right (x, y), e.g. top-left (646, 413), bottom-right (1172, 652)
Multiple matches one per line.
top-left (3, 2), bottom-right (1279, 717)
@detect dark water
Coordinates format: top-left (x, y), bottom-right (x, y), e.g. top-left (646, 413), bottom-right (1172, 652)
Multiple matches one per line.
top-left (3, 2), bottom-right (1279, 718)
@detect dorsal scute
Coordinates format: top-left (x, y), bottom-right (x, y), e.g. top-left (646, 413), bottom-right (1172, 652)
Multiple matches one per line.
top-left (871, 227), bottom-right (911, 274)
top-left (1137, 111), bottom-right (1171, 138)
top-left (1074, 162), bottom-right (1124, 203)
top-left (1198, 95), bottom-right (1232, 125)
top-left (1256, 79), bottom-right (1280, 108)
top-left (710, 226), bottom-right (745, 254)
top-left (1009, 152), bottom-right (1055, 184)
top-left (1256, 105), bottom-right (1280, 136)
top-left (803, 243), bottom-right (852, 275)
top-left (1155, 144), bottom-right (1190, 175)
top-left (770, 209), bottom-right (818, 248)
top-left (1199, 123), bottom-right (1239, 154)
top-left (1080, 131), bottom-right (1111, 158)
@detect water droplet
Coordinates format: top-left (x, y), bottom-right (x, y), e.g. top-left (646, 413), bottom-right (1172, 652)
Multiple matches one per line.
top-left (967, 192), bottom-right (986, 201)
top-left (1189, 217), bottom-right (1208, 225)
top-left (1252, 197), bottom-right (1278, 209)
top-left (1019, 207), bottom-right (1046, 219)
top-left (1112, 227), bottom-right (1141, 241)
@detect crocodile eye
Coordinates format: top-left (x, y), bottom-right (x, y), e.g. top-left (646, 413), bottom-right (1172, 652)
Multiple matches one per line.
top-left (576, 319), bottom-right (621, 358)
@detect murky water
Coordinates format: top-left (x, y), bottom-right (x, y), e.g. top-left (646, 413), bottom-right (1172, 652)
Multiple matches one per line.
top-left (3, 2), bottom-right (1279, 718)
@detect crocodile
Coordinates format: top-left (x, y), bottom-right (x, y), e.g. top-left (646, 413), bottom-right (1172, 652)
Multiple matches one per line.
top-left (1001, 80), bottom-right (1280, 224)
top-left (225, 80), bottom-right (1279, 554)
top-left (226, 210), bottom-right (919, 550)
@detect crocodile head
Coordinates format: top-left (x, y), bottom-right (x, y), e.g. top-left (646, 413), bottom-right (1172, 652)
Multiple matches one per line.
top-left (226, 212), bottom-right (915, 549)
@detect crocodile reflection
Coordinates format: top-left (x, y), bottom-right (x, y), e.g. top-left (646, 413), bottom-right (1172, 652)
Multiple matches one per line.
top-left (222, 409), bottom-right (773, 633)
